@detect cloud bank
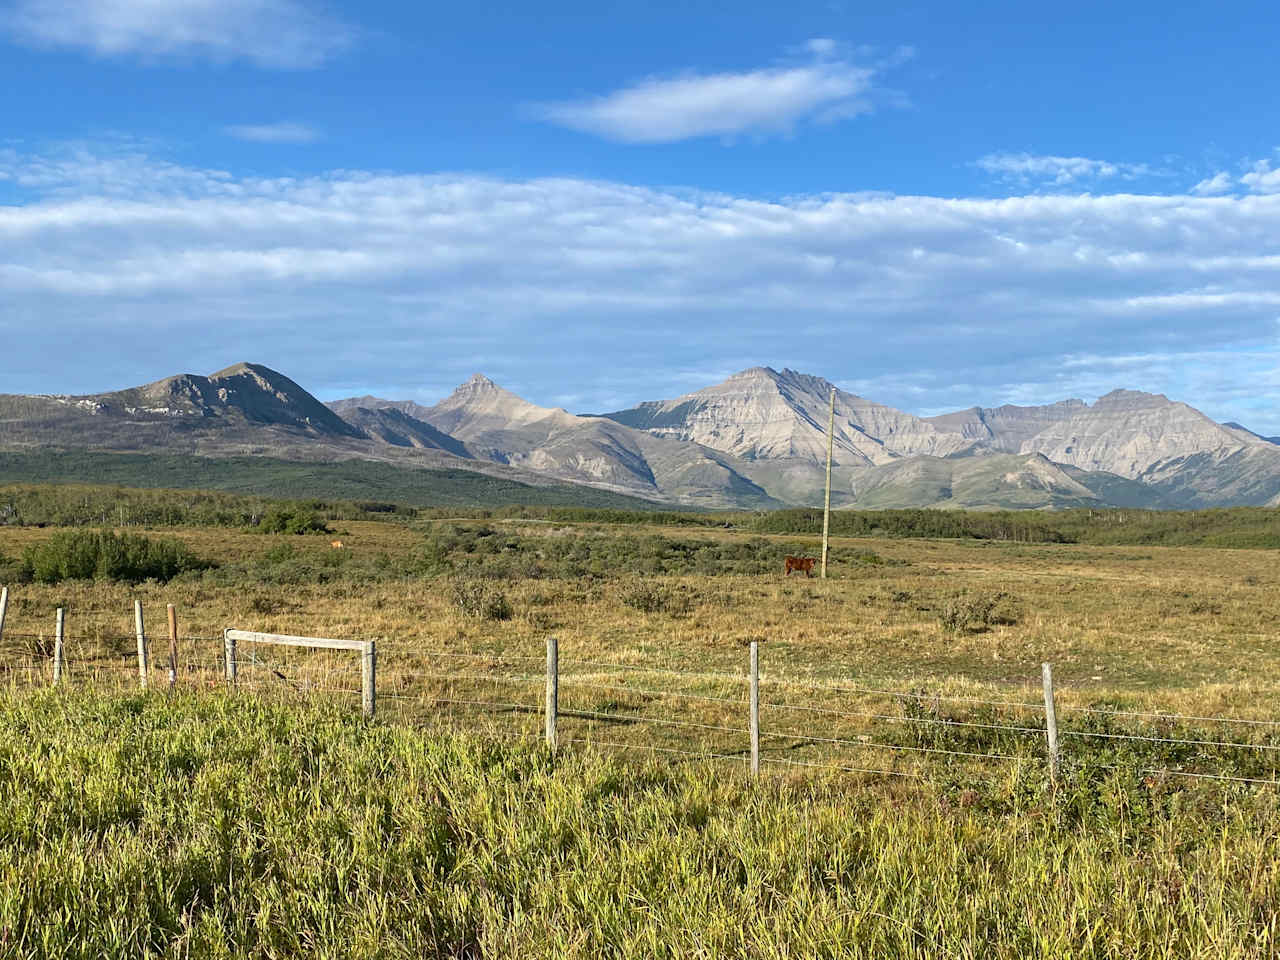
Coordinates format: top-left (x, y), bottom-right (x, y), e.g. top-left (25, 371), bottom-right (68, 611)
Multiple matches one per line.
top-left (537, 41), bottom-right (892, 143)
top-left (1, 145), bottom-right (1279, 430)
top-left (2, 0), bottom-right (354, 68)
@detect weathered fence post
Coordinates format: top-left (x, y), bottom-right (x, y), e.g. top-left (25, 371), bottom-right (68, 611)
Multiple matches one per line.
top-left (545, 635), bottom-right (558, 752)
top-left (0, 586), bottom-right (8, 646)
top-left (166, 604), bottom-right (178, 689)
top-left (53, 607), bottom-right (65, 685)
top-left (223, 629), bottom-right (237, 685)
top-left (361, 640), bottom-right (377, 718)
top-left (134, 600), bottom-right (148, 690)
top-left (1042, 661), bottom-right (1059, 780)
top-left (749, 640), bottom-right (760, 778)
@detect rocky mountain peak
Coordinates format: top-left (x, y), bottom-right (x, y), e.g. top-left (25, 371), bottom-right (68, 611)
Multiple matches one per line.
top-left (1092, 389), bottom-right (1173, 410)
top-left (427, 374), bottom-right (579, 436)
top-left (459, 373), bottom-right (499, 390)
top-left (602, 367), bottom-right (971, 466)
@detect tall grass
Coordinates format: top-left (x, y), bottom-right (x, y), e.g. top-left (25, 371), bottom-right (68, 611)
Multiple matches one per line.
top-left (1, 688), bottom-right (1276, 959)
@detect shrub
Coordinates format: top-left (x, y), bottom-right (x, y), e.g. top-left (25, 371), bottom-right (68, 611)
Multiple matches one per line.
top-left (21, 530), bottom-right (206, 584)
top-left (619, 583), bottom-right (694, 617)
top-left (451, 581), bottom-right (513, 621)
top-left (938, 591), bottom-right (1015, 633)
top-left (257, 507), bottom-right (331, 535)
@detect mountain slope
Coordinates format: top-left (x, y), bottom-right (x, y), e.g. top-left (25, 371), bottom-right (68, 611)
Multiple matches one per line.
top-left (336, 405), bottom-right (472, 457)
top-left (7, 361), bottom-right (1280, 511)
top-left (338, 375), bottom-right (782, 508)
top-left (0, 364), bottom-right (681, 507)
top-left (602, 367), bottom-right (972, 467)
top-left (0, 451), bottom-right (676, 511)
top-left (1017, 390), bottom-right (1264, 478)
top-left (845, 453), bottom-right (1171, 510)
top-left (0, 362), bottom-right (363, 452)
top-left (602, 370), bottom-right (1280, 509)
top-left (924, 401), bottom-right (1086, 453)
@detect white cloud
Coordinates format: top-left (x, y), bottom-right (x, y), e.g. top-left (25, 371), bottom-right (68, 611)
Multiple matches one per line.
top-left (978, 153), bottom-right (1153, 186)
top-left (3, 146), bottom-right (1280, 431)
top-left (1191, 171), bottom-right (1234, 196)
top-left (1242, 159), bottom-right (1280, 195)
top-left (224, 122), bottom-right (321, 144)
top-left (536, 42), bottom-right (886, 143)
top-left (2, 0), bottom-right (354, 68)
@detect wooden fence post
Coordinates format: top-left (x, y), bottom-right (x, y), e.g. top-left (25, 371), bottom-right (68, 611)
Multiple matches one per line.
top-left (53, 608), bottom-right (65, 685)
top-left (224, 629), bottom-right (237, 685)
top-left (749, 640), bottom-right (760, 778)
top-left (166, 604), bottom-right (178, 689)
top-left (1042, 661), bottom-right (1059, 780)
top-left (134, 600), bottom-right (148, 690)
top-left (545, 635), bottom-right (558, 752)
top-left (361, 640), bottom-right (376, 718)
top-left (0, 586), bottom-right (8, 646)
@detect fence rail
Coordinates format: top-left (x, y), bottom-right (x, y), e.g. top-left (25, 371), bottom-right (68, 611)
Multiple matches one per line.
top-left (3, 592), bottom-right (1280, 789)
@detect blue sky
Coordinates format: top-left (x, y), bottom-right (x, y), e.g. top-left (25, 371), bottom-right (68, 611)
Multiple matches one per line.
top-left (1, 0), bottom-right (1279, 429)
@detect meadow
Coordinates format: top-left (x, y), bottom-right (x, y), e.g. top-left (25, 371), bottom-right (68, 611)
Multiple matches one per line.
top-left (2, 485), bottom-right (1279, 955)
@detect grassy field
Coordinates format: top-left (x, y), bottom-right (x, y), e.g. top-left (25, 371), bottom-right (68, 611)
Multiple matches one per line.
top-left (0, 689), bottom-right (1276, 959)
top-left (2, 490), bottom-right (1280, 955)
top-left (4, 513), bottom-right (1280, 770)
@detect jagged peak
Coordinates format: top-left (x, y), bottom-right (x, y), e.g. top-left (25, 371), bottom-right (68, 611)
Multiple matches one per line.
top-left (440, 373), bottom-right (523, 405)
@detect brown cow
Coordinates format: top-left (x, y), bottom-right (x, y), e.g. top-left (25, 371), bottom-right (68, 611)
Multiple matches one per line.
top-left (784, 555), bottom-right (816, 577)
top-left (330, 540), bottom-right (344, 550)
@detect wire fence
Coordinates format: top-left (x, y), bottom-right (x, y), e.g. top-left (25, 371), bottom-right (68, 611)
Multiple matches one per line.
top-left (3, 602), bottom-right (1280, 789)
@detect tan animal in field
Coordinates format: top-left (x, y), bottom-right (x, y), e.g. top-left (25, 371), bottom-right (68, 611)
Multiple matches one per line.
top-left (330, 540), bottom-right (344, 550)
top-left (784, 555), bottom-right (816, 577)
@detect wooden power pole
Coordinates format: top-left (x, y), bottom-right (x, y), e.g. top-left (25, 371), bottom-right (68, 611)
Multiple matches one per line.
top-left (821, 386), bottom-right (835, 579)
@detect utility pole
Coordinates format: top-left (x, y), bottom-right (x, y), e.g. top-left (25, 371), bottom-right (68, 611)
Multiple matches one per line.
top-left (821, 386), bottom-right (835, 579)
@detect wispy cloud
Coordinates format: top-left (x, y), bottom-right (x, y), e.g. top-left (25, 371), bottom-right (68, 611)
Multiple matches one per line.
top-left (224, 122), bottom-right (321, 144)
top-left (2, 0), bottom-right (354, 68)
top-left (536, 41), bottom-right (901, 144)
top-left (4, 145), bottom-right (1280, 430)
top-left (977, 153), bottom-right (1153, 187)
top-left (1191, 171), bottom-right (1234, 196)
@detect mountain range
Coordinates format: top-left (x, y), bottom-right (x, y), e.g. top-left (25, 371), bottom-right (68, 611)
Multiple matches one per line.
top-left (3, 361), bottom-right (1279, 511)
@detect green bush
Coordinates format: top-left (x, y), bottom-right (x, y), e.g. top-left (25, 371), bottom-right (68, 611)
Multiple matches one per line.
top-left (257, 507), bottom-right (332, 535)
top-left (20, 530), bottom-right (206, 584)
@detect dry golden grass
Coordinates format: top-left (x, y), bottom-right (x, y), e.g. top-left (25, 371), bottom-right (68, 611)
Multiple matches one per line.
top-left (4, 518), bottom-right (1279, 782)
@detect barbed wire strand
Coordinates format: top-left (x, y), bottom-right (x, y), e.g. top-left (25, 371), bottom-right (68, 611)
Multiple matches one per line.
top-left (381, 695), bottom-right (539, 713)
top-left (763, 678), bottom-right (1046, 713)
top-left (1101, 765), bottom-right (1280, 787)
top-left (1062, 704), bottom-right (1280, 729)
top-left (1060, 729), bottom-right (1280, 752)
top-left (559, 657), bottom-right (746, 683)
top-left (560, 679), bottom-right (747, 706)
top-left (571, 709), bottom-right (743, 736)
top-left (761, 755), bottom-right (925, 781)
top-left (762, 730), bottom-right (1021, 763)
top-left (765, 700), bottom-right (1045, 735)
top-left (384, 671), bottom-right (541, 688)
top-left (391, 648), bottom-right (546, 664)
top-left (562, 737), bottom-right (747, 767)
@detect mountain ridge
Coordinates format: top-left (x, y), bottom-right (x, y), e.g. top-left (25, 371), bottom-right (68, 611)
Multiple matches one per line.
top-left (5, 360), bottom-right (1280, 511)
